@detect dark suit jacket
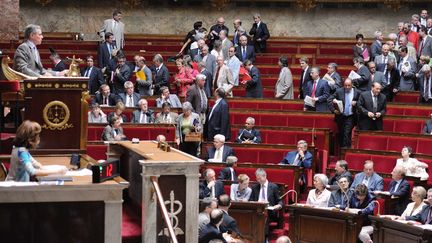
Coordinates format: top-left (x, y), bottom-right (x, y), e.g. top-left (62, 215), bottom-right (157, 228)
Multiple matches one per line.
top-left (381, 68), bottom-right (400, 100)
top-left (97, 41), bottom-right (116, 69)
top-left (235, 45), bottom-right (256, 63)
top-left (357, 91), bottom-right (387, 130)
top-left (353, 65), bottom-right (372, 92)
top-left (249, 22), bottom-right (270, 52)
top-left (299, 67), bottom-right (313, 99)
top-left (81, 66), bottom-right (104, 94)
top-left (235, 128), bottom-right (261, 143)
top-left (199, 180), bottom-right (224, 199)
top-left (406, 205), bottom-right (432, 224)
top-left (305, 79), bottom-right (330, 112)
top-left (94, 93), bottom-right (118, 106)
top-left (107, 112), bottom-right (128, 123)
top-left (424, 120), bottom-right (432, 134)
top-left (328, 170), bottom-right (353, 190)
top-left (328, 87), bottom-right (360, 123)
top-left (246, 66), bottom-right (263, 98)
top-left (118, 92), bottom-right (141, 107)
top-left (218, 167), bottom-right (237, 181)
top-left (206, 145), bottom-right (234, 162)
top-left (388, 178), bottom-right (411, 216)
top-left (206, 98), bottom-right (231, 141)
top-left (112, 64), bottom-right (132, 94)
top-left (370, 40), bottom-right (382, 60)
top-left (131, 109), bottom-right (155, 123)
top-left (280, 150), bottom-right (313, 168)
top-left (418, 74), bottom-right (432, 103)
top-left (220, 211), bottom-right (241, 236)
top-left (199, 223), bottom-right (227, 243)
top-left (53, 60), bottom-right (67, 72)
top-left (201, 69), bottom-right (213, 97)
top-left (153, 64), bottom-right (170, 95)
top-left (186, 84), bottom-right (207, 114)
top-left (249, 182), bottom-right (283, 208)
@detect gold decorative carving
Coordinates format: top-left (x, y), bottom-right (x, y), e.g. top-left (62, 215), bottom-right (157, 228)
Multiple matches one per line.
top-left (64, 55), bottom-right (84, 77)
top-left (297, 0), bottom-right (316, 11)
top-left (158, 191), bottom-right (184, 237)
top-left (209, 0), bottom-right (231, 11)
top-left (384, 0), bottom-right (402, 11)
top-left (42, 100), bottom-right (73, 130)
top-left (54, 83), bottom-right (60, 89)
top-left (1, 56), bottom-right (36, 81)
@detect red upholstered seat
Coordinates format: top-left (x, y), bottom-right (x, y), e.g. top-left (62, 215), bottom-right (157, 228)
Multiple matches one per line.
top-left (86, 144), bottom-right (108, 160)
top-left (393, 120), bottom-right (423, 133)
top-left (415, 139), bottom-right (432, 156)
top-left (356, 135), bottom-right (388, 150)
top-left (387, 137), bottom-right (417, 153)
top-left (235, 148), bottom-right (260, 164)
top-left (344, 153), bottom-right (371, 171)
top-left (258, 149), bottom-right (286, 164)
top-left (0, 80), bottom-right (20, 92)
top-left (370, 155), bottom-right (396, 174)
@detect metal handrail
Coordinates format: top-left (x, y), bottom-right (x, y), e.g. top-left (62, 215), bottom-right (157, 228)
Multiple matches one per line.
top-left (150, 176), bottom-right (178, 243)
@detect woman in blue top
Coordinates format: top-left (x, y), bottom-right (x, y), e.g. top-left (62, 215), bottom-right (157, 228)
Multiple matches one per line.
top-left (6, 120), bottom-right (67, 182)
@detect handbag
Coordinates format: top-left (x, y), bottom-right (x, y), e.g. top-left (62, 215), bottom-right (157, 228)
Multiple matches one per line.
top-left (184, 132), bottom-right (202, 142)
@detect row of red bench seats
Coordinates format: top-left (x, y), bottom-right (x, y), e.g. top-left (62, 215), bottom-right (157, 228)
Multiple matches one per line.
top-left (353, 131), bottom-right (432, 156)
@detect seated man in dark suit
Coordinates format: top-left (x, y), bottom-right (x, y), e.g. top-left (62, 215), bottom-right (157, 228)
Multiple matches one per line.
top-left (94, 84), bottom-right (118, 106)
top-left (49, 52), bottom-right (67, 72)
top-left (118, 81), bottom-right (140, 108)
top-left (218, 156), bottom-right (238, 181)
top-left (131, 98), bottom-right (155, 124)
top-left (206, 134), bottom-right (234, 163)
top-left (199, 169), bottom-right (224, 199)
top-left (403, 188), bottom-right (432, 224)
top-left (327, 160), bottom-right (353, 190)
top-left (280, 140), bottom-right (313, 189)
top-left (249, 168), bottom-right (283, 239)
top-left (235, 117), bottom-right (261, 144)
top-left (199, 209), bottom-right (230, 243)
top-left (373, 165), bottom-right (410, 216)
top-left (328, 176), bottom-right (353, 208)
top-left (423, 113), bottom-right (432, 135)
top-left (218, 194), bottom-right (242, 238)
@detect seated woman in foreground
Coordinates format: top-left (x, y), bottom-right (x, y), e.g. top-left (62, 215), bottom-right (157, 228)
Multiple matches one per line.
top-left (230, 174), bottom-right (252, 202)
top-left (396, 146), bottom-right (429, 180)
top-left (6, 120), bottom-right (67, 182)
top-left (306, 173), bottom-right (331, 207)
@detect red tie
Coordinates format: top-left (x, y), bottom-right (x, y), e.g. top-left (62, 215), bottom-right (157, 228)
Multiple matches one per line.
top-left (311, 82), bottom-right (317, 98)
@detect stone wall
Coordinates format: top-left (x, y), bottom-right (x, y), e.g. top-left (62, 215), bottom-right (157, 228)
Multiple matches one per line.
top-left (19, 0), bottom-right (424, 40)
top-left (0, 0), bottom-right (19, 40)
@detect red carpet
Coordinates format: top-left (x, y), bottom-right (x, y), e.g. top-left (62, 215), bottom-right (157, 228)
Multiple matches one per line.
top-left (122, 203), bottom-right (141, 243)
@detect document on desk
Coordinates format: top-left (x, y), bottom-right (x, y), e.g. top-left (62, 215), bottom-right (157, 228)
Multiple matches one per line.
top-left (0, 181), bottom-right (39, 187)
top-left (65, 168), bottom-right (93, 176)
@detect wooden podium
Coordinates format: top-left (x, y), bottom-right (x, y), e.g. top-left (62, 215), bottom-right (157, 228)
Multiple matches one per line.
top-left (370, 216), bottom-right (432, 243)
top-left (24, 78), bottom-right (89, 153)
top-left (230, 201), bottom-right (267, 243)
top-left (108, 141), bottom-right (204, 243)
top-left (288, 205), bottom-right (364, 243)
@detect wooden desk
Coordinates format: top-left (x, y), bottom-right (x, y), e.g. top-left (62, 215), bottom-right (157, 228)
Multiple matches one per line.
top-left (0, 155), bottom-right (127, 243)
top-left (288, 205), bottom-right (364, 243)
top-left (109, 141), bottom-right (204, 243)
top-left (230, 201), bottom-right (267, 243)
top-left (371, 216), bottom-right (432, 243)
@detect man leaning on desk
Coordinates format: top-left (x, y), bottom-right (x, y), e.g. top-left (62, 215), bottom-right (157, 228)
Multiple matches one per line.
top-left (13, 24), bottom-right (68, 77)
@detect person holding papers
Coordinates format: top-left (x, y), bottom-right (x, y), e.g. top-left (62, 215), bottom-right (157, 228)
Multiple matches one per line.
top-left (306, 174), bottom-right (331, 207)
top-left (353, 34), bottom-right (371, 63)
top-left (324, 62), bottom-right (342, 94)
top-left (352, 57), bottom-right (371, 92)
top-left (398, 46), bottom-right (417, 91)
top-left (303, 67), bottom-right (330, 112)
top-left (6, 120), bottom-right (67, 182)
top-left (328, 78), bottom-right (360, 148)
top-left (134, 56), bottom-right (153, 96)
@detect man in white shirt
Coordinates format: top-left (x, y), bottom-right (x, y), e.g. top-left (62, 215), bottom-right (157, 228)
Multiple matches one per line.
top-left (206, 134), bottom-right (234, 163)
top-left (131, 98), bottom-right (155, 124)
top-left (118, 81), bottom-right (140, 107)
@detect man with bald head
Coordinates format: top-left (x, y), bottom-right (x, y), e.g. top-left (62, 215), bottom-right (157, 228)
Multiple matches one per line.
top-left (236, 35), bottom-right (256, 63)
top-left (209, 17), bottom-right (229, 50)
top-left (357, 82), bottom-right (387, 130)
top-left (351, 160), bottom-right (384, 192)
top-left (329, 78), bottom-right (360, 148)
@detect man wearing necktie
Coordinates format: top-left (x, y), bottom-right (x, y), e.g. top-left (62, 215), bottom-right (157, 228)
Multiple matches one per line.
top-left (199, 169), bottom-right (224, 199)
top-left (329, 78), bottom-right (360, 148)
top-left (304, 67), bottom-right (330, 112)
top-left (357, 82), bottom-right (387, 131)
top-left (218, 156), bottom-right (238, 181)
top-left (118, 81), bottom-right (139, 108)
top-left (235, 35), bottom-right (256, 63)
top-left (404, 188), bottom-right (432, 224)
top-left (249, 168), bottom-right (282, 239)
top-left (350, 160), bottom-right (384, 192)
top-left (98, 32), bottom-right (117, 75)
top-left (81, 55), bottom-right (104, 94)
top-left (417, 26), bottom-right (432, 59)
top-left (419, 65), bottom-right (432, 104)
top-left (206, 134), bottom-right (234, 163)
top-left (99, 10), bottom-right (125, 49)
top-left (373, 166), bottom-right (410, 215)
top-left (132, 98), bottom-right (154, 124)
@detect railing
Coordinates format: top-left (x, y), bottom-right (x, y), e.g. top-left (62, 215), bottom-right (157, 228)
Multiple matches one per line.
top-left (150, 176), bottom-right (178, 243)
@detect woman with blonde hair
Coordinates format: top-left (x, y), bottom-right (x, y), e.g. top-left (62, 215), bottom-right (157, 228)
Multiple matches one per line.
top-left (230, 174), bottom-right (252, 202)
top-left (6, 120), bottom-right (67, 182)
top-left (174, 58), bottom-right (195, 98)
top-left (401, 186), bottom-right (427, 218)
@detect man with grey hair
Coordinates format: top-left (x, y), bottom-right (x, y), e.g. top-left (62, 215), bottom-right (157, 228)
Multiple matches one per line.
top-left (328, 160), bottom-right (353, 190)
top-left (207, 134), bottom-right (234, 163)
top-left (206, 88), bottom-right (231, 140)
top-left (118, 81), bottom-right (140, 107)
top-left (249, 13), bottom-right (270, 53)
top-left (398, 35), bottom-right (418, 62)
top-left (370, 30), bottom-right (383, 60)
top-left (276, 236), bottom-right (292, 243)
top-left (419, 64), bottom-right (432, 103)
top-left (326, 62), bottom-right (342, 93)
top-left (197, 61), bottom-right (213, 97)
top-left (208, 16), bottom-right (229, 51)
top-left (219, 30), bottom-right (233, 60)
top-left (131, 98), bottom-right (154, 123)
top-left (49, 52), bottom-right (66, 72)
top-left (218, 156), bottom-right (238, 181)
top-left (14, 24), bottom-right (66, 77)
top-left (152, 54), bottom-right (169, 95)
top-left (194, 44), bottom-right (217, 78)
top-left (198, 197), bottom-right (218, 235)
top-left (199, 168), bottom-right (224, 199)
top-left (187, 74), bottom-right (208, 121)
top-left (374, 43), bottom-right (390, 73)
top-left (381, 57), bottom-right (400, 101)
top-left (304, 66), bottom-right (330, 112)
top-left (236, 35), bottom-right (256, 63)
top-left (236, 117), bottom-right (261, 144)
top-left (156, 86), bottom-right (182, 108)
top-left (280, 140), bottom-right (313, 189)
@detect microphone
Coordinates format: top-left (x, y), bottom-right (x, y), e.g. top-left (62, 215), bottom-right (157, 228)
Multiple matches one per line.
top-left (336, 180), bottom-right (350, 209)
top-left (279, 189), bottom-right (298, 205)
